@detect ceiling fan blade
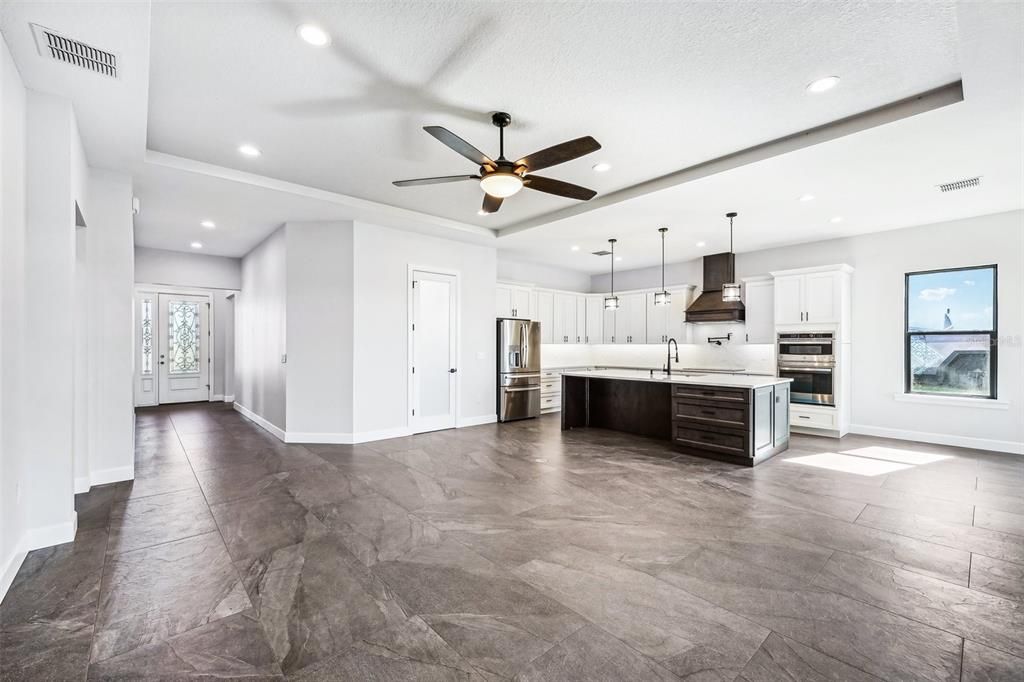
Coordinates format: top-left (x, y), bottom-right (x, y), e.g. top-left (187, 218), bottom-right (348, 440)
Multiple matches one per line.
top-left (424, 126), bottom-right (494, 167)
top-left (481, 193), bottom-right (503, 214)
top-left (515, 136), bottom-right (601, 172)
top-left (393, 175), bottom-right (479, 187)
top-left (523, 175), bottom-right (597, 201)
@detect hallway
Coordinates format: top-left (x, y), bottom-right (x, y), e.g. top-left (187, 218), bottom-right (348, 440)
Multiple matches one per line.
top-left (1, 403), bottom-right (1022, 680)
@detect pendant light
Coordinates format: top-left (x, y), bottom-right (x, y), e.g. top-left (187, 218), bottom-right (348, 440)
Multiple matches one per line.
top-left (603, 239), bottom-right (620, 310)
top-left (722, 212), bottom-right (742, 302)
top-left (653, 227), bottom-right (670, 305)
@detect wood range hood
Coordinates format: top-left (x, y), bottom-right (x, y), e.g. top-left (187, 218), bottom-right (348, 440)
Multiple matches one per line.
top-left (684, 252), bottom-right (746, 323)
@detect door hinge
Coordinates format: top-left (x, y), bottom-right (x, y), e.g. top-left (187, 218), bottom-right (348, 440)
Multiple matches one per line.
top-left (412, 323), bottom-right (415, 331)
top-left (412, 280), bottom-right (417, 289)
top-left (412, 408), bottom-right (415, 416)
top-left (411, 366), bottom-right (415, 374)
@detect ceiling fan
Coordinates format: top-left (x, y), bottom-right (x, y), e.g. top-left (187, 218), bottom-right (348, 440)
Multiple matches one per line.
top-left (393, 112), bottom-right (601, 214)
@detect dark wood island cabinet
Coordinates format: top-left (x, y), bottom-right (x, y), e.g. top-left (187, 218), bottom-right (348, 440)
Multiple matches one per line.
top-left (561, 370), bottom-right (791, 466)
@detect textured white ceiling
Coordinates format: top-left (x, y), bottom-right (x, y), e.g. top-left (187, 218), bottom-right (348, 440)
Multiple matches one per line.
top-left (0, 1), bottom-right (151, 170)
top-left (145, 0), bottom-right (964, 229)
top-left (498, 1), bottom-right (1024, 272)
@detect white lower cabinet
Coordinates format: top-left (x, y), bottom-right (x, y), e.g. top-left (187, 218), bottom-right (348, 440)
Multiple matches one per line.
top-left (540, 369), bottom-right (562, 413)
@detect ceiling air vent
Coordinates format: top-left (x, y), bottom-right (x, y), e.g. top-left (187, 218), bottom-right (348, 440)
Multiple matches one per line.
top-left (937, 176), bottom-right (980, 193)
top-left (591, 250), bottom-right (612, 256)
top-left (31, 24), bottom-right (118, 78)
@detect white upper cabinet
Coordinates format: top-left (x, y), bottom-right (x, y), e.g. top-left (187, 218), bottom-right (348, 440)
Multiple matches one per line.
top-left (742, 277), bottom-right (775, 344)
top-left (496, 283), bottom-right (533, 319)
top-left (574, 296), bottom-right (587, 344)
top-left (804, 272), bottom-right (838, 323)
top-left (770, 265), bottom-right (853, 337)
top-left (646, 293), bottom-right (668, 344)
top-left (551, 293), bottom-right (578, 344)
top-left (613, 293), bottom-right (646, 344)
top-left (585, 296), bottom-right (603, 344)
top-left (496, 286), bottom-right (513, 319)
top-left (535, 291), bottom-right (554, 343)
top-left (773, 275), bottom-right (804, 325)
top-left (646, 287), bottom-right (693, 344)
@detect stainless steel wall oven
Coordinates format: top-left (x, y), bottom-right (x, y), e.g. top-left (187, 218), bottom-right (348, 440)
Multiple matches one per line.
top-left (777, 332), bottom-right (835, 407)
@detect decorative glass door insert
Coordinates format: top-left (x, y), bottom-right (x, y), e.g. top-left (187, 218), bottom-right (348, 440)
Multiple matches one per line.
top-left (167, 301), bottom-right (201, 374)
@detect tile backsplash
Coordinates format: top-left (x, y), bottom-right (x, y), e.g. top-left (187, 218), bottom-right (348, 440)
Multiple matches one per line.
top-left (542, 340), bottom-right (776, 374)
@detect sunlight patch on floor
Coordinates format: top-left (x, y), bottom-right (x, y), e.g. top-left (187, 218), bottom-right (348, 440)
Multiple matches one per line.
top-left (839, 446), bottom-right (953, 465)
top-left (783, 452), bottom-right (915, 476)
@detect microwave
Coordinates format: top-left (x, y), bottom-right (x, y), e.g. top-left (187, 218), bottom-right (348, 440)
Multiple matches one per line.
top-left (777, 332), bottom-right (835, 363)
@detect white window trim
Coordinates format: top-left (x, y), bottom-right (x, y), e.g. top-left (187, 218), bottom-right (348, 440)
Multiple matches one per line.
top-left (893, 392), bottom-right (1009, 410)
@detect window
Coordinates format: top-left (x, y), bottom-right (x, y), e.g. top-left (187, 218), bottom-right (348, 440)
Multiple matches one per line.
top-left (905, 265), bottom-right (997, 398)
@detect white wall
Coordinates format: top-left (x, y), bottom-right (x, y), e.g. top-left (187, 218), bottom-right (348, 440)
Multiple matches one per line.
top-left (498, 255), bottom-right (592, 292)
top-left (23, 91), bottom-right (78, 543)
top-left (284, 222), bottom-right (354, 436)
top-left (592, 211), bottom-right (1024, 452)
top-left (352, 222), bottom-right (497, 436)
top-left (236, 228), bottom-right (287, 432)
top-left (1, 28), bottom-right (29, 599)
top-left (133, 246), bottom-right (239, 398)
top-left (134, 246), bottom-right (241, 290)
top-left (86, 170), bottom-right (136, 486)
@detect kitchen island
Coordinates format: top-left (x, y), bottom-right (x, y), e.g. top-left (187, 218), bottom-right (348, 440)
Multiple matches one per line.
top-left (561, 369), bottom-right (792, 466)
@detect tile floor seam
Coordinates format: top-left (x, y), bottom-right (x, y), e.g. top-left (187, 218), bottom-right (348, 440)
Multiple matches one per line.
top-left (810, 551), bottom-right (1022, 664)
top-left (82, 506), bottom-right (115, 682)
top-left (854, 510), bottom-right (1024, 569)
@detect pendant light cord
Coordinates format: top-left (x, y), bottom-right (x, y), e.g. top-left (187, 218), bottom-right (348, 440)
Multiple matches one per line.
top-left (661, 229), bottom-right (666, 290)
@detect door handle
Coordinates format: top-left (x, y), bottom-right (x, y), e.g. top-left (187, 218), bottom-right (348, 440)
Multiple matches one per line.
top-left (449, 368), bottom-right (458, 373)
top-left (505, 386), bottom-right (540, 392)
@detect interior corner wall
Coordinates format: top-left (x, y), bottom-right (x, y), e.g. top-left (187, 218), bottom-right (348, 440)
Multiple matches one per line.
top-left (1, 29), bottom-right (29, 597)
top-left (86, 170), bottom-right (136, 485)
top-left (352, 222), bottom-right (497, 437)
top-left (237, 227), bottom-right (287, 432)
top-left (21, 90), bottom-right (78, 544)
top-left (283, 221), bottom-right (354, 437)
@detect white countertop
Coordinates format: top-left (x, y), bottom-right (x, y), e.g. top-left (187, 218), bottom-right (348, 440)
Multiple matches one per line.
top-left (560, 368), bottom-right (792, 389)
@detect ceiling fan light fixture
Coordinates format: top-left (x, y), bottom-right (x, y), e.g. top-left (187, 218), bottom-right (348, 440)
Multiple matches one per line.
top-left (480, 172), bottom-right (524, 198)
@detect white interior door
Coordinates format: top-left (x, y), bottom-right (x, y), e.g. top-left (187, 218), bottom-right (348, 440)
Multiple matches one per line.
top-left (411, 270), bottom-right (458, 433)
top-left (158, 293), bottom-right (210, 403)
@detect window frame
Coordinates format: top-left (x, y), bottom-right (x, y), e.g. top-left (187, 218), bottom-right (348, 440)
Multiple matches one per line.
top-left (904, 264), bottom-right (998, 399)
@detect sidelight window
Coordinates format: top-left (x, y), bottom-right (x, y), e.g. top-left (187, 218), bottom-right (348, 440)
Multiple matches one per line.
top-left (905, 265), bottom-right (997, 398)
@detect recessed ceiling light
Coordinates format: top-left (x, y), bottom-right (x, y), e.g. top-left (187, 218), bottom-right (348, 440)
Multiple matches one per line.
top-left (806, 76), bottom-right (840, 93)
top-left (297, 24), bottom-right (330, 47)
top-left (830, 216), bottom-right (843, 223)
top-left (615, 256), bottom-right (623, 262)
top-left (200, 220), bottom-right (216, 229)
top-left (570, 245), bottom-right (580, 251)
top-left (238, 144), bottom-right (261, 158)
top-left (696, 241), bottom-right (706, 247)
top-left (592, 162), bottom-right (612, 173)
top-left (799, 194), bottom-right (815, 202)
top-left (190, 241), bottom-right (203, 249)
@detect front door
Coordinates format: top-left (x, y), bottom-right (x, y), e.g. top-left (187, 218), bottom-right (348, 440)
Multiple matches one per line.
top-left (410, 270), bottom-right (457, 433)
top-left (157, 293), bottom-right (210, 403)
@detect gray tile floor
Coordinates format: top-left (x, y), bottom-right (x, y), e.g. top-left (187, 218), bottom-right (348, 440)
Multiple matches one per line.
top-left (2, 402), bottom-right (1022, 680)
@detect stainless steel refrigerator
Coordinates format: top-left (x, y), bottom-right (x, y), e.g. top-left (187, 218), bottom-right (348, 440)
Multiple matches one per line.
top-left (496, 318), bottom-right (541, 422)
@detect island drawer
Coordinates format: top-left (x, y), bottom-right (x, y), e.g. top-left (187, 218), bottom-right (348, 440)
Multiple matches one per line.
top-left (672, 384), bottom-right (749, 404)
top-left (673, 399), bottom-right (747, 429)
top-left (673, 423), bottom-right (748, 457)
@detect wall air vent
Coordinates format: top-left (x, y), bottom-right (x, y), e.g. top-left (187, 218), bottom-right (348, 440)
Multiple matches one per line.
top-left (31, 23), bottom-right (118, 78)
top-left (937, 176), bottom-right (980, 193)
top-left (591, 250), bottom-right (612, 256)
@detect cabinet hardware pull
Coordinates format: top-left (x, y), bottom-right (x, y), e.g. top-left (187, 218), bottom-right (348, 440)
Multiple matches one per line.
top-left (701, 410), bottom-right (715, 415)
top-left (798, 415), bottom-right (811, 419)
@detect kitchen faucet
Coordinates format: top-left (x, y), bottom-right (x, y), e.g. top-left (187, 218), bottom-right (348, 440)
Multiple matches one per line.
top-left (665, 338), bottom-right (679, 376)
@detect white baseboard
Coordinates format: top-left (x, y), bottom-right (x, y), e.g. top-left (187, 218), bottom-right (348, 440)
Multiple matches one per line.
top-left (457, 414), bottom-right (498, 428)
top-left (233, 402), bottom-right (286, 442)
top-left (211, 394), bottom-right (225, 402)
top-left (0, 546), bottom-right (28, 604)
top-left (849, 424), bottom-right (1024, 455)
top-left (351, 426), bottom-right (413, 444)
top-left (0, 514), bottom-right (79, 603)
top-left (75, 465), bottom-right (135, 494)
top-left (223, 394), bottom-right (235, 402)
